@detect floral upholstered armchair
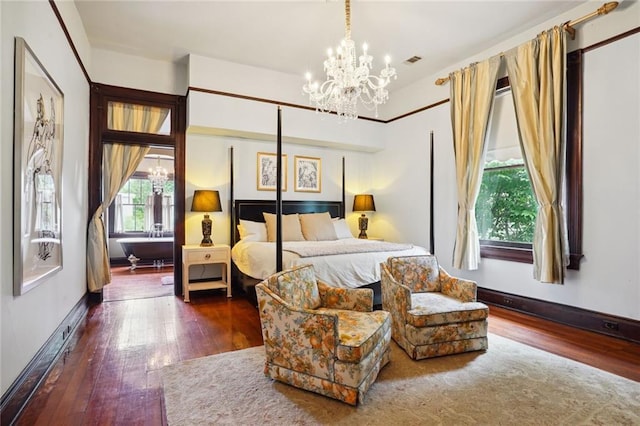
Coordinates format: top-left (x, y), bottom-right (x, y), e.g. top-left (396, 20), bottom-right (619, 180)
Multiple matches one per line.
top-left (381, 255), bottom-right (488, 360)
top-left (255, 264), bottom-right (391, 405)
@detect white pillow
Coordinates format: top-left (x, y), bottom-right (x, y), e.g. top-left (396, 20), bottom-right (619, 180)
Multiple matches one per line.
top-left (238, 219), bottom-right (267, 242)
top-left (299, 212), bottom-right (338, 241)
top-left (333, 218), bottom-right (354, 239)
top-left (263, 213), bottom-right (305, 242)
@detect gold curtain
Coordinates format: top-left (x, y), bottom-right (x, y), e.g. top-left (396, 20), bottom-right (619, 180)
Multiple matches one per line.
top-left (505, 26), bottom-right (568, 283)
top-left (450, 55), bottom-right (501, 270)
top-left (87, 144), bottom-right (150, 291)
top-left (87, 103), bottom-right (170, 292)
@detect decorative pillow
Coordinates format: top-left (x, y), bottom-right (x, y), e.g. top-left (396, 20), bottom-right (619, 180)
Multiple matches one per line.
top-left (238, 219), bottom-right (267, 242)
top-left (276, 264), bottom-right (321, 310)
top-left (299, 212), bottom-right (338, 241)
top-left (263, 213), bottom-right (305, 242)
top-left (332, 218), bottom-right (354, 239)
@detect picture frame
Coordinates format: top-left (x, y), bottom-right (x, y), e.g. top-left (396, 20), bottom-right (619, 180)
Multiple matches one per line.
top-left (257, 152), bottom-right (287, 191)
top-left (13, 37), bottom-right (64, 296)
top-left (294, 156), bottom-right (321, 193)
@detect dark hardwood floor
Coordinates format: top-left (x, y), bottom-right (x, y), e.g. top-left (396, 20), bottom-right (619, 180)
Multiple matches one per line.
top-left (14, 268), bottom-right (640, 425)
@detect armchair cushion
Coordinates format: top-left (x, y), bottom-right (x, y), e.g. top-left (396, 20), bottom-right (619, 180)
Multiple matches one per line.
top-left (317, 308), bottom-right (390, 363)
top-left (408, 293), bottom-right (489, 327)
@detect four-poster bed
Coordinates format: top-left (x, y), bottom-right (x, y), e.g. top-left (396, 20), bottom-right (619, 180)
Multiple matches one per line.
top-left (227, 107), bottom-right (429, 305)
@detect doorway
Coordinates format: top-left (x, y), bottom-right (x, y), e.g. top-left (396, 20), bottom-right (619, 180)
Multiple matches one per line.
top-left (104, 146), bottom-right (176, 301)
top-left (88, 84), bottom-right (186, 302)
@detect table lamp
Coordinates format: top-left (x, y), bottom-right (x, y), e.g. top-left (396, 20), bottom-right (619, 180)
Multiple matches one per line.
top-left (191, 190), bottom-right (222, 246)
top-left (353, 194), bottom-right (376, 239)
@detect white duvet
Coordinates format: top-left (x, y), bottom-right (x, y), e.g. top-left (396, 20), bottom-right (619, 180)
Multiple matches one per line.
top-left (231, 238), bottom-right (429, 288)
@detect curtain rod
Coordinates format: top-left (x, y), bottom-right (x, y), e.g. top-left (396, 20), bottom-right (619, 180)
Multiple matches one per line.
top-left (434, 1), bottom-right (619, 86)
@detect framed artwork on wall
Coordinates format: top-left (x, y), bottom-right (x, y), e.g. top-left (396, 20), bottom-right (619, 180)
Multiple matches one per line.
top-left (13, 37), bottom-right (64, 296)
top-left (294, 156), bottom-right (321, 193)
top-left (257, 152), bottom-right (287, 191)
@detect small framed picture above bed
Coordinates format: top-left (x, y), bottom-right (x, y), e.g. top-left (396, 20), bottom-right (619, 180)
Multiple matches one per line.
top-left (257, 152), bottom-right (287, 191)
top-left (294, 155), bottom-right (321, 193)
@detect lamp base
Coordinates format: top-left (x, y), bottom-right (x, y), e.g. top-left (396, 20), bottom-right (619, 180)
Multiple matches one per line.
top-left (200, 239), bottom-right (213, 247)
top-left (358, 213), bottom-right (369, 239)
top-left (200, 214), bottom-right (214, 246)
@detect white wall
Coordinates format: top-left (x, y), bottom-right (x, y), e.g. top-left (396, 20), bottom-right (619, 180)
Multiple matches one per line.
top-left (1, 1), bottom-right (90, 394)
top-left (91, 47), bottom-right (188, 95)
top-left (377, 4), bottom-right (640, 320)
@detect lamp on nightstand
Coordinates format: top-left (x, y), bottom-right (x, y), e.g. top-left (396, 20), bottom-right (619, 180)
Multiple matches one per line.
top-left (353, 194), bottom-right (376, 239)
top-left (191, 190), bottom-right (222, 246)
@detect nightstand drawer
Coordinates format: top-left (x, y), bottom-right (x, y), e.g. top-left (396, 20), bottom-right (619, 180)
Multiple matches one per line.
top-left (184, 248), bottom-right (228, 263)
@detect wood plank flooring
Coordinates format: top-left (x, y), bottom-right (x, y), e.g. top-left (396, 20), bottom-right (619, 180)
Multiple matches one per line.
top-left (14, 269), bottom-right (640, 425)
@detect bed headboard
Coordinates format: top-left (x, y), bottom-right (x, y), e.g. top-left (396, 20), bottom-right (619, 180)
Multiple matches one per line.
top-left (233, 199), bottom-right (344, 245)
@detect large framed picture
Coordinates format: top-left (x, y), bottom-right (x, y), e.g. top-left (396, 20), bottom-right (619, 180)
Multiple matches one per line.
top-left (294, 156), bottom-right (321, 193)
top-left (257, 152), bottom-right (287, 191)
top-left (13, 37), bottom-right (64, 296)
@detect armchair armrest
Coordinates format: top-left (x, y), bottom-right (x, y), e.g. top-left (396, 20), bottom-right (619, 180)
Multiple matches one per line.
top-left (317, 280), bottom-right (373, 312)
top-left (380, 263), bottom-right (411, 315)
top-left (439, 268), bottom-right (477, 302)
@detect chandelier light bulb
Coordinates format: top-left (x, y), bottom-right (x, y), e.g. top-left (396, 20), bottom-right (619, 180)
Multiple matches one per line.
top-left (302, 0), bottom-right (397, 120)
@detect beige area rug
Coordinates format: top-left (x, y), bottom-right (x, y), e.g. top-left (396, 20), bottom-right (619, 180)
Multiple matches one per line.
top-left (160, 334), bottom-right (640, 425)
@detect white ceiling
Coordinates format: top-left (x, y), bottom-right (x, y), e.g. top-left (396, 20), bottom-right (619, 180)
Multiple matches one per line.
top-left (74, 0), bottom-right (587, 92)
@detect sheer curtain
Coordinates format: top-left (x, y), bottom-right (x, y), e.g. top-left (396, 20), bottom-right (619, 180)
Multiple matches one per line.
top-left (505, 26), bottom-right (568, 283)
top-left (450, 55), bottom-right (501, 270)
top-left (144, 194), bottom-right (154, 234)
top-left (87, 103), bottom-right (169, 292)
top-left (162, 194), bottom-right (173, 232)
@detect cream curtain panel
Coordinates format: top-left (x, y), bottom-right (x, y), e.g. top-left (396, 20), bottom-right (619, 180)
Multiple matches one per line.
top-left (87, 144), bottom-right (150, 291)
top-left (87, 103), bottom-right (170, 292)
top-left (450, 55), bottom-right (501, 270)
top-left (505, 27), bottom-right (568, 284)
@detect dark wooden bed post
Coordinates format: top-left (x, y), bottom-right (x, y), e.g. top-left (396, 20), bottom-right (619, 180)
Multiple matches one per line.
top-left (342, 156), bottom-right (346, 218)
top-left (276, 106), bottom-right (283, 272)
top-left (430, 131), bottom-right (435, 255)
top-left (229, 145), bottom-right (235, 246)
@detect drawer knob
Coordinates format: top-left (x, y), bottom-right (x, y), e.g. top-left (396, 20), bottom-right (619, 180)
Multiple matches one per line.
top-left (205, 253), bottom-right (211, 259)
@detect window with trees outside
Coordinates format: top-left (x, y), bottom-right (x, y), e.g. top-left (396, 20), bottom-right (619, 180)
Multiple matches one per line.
top-left (476, 88), bottom-right (536, 252)
top-left (108, 172), bottom-right (174, 236)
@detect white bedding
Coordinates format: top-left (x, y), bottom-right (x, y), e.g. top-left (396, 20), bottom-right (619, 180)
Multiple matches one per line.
top-left (231, 238), bottom-right (429, 289)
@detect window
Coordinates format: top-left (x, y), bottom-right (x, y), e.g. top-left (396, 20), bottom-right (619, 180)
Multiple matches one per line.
top-left (477, 51), bottom-right (583, 269)
top-left (476, 88), bottom-right (536, 249)
top-left (109, 172), bottom-right (174, 236)
top-left (477, 160), bottom-right (536, 246)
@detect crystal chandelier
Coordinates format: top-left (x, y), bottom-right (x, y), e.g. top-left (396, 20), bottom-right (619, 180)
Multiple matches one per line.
top-left (148, 156), bottom-right (168, 194)
top-left (303, 0), bottom-right (396, 120)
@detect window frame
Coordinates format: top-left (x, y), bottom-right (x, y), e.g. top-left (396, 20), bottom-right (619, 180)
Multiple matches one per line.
top-left (107, 171), bottom-right (175, 238)
top-left (479, 50), bottom-right (583, 270)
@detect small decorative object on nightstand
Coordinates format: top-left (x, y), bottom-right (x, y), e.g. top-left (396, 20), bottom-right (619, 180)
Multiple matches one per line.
top-left (353, 194), bottom-right (376, 239)
top-left (191, 190), bottom-right (222, 246)
top-left (182, 244), bottom-right (231, 302)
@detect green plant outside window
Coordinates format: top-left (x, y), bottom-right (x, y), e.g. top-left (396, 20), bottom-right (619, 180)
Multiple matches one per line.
top-left (476, 159), bottom-right (537, 244)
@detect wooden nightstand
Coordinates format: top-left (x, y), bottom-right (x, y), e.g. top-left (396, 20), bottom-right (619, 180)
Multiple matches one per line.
top-left (182, 244), bottom-right (231, 302)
